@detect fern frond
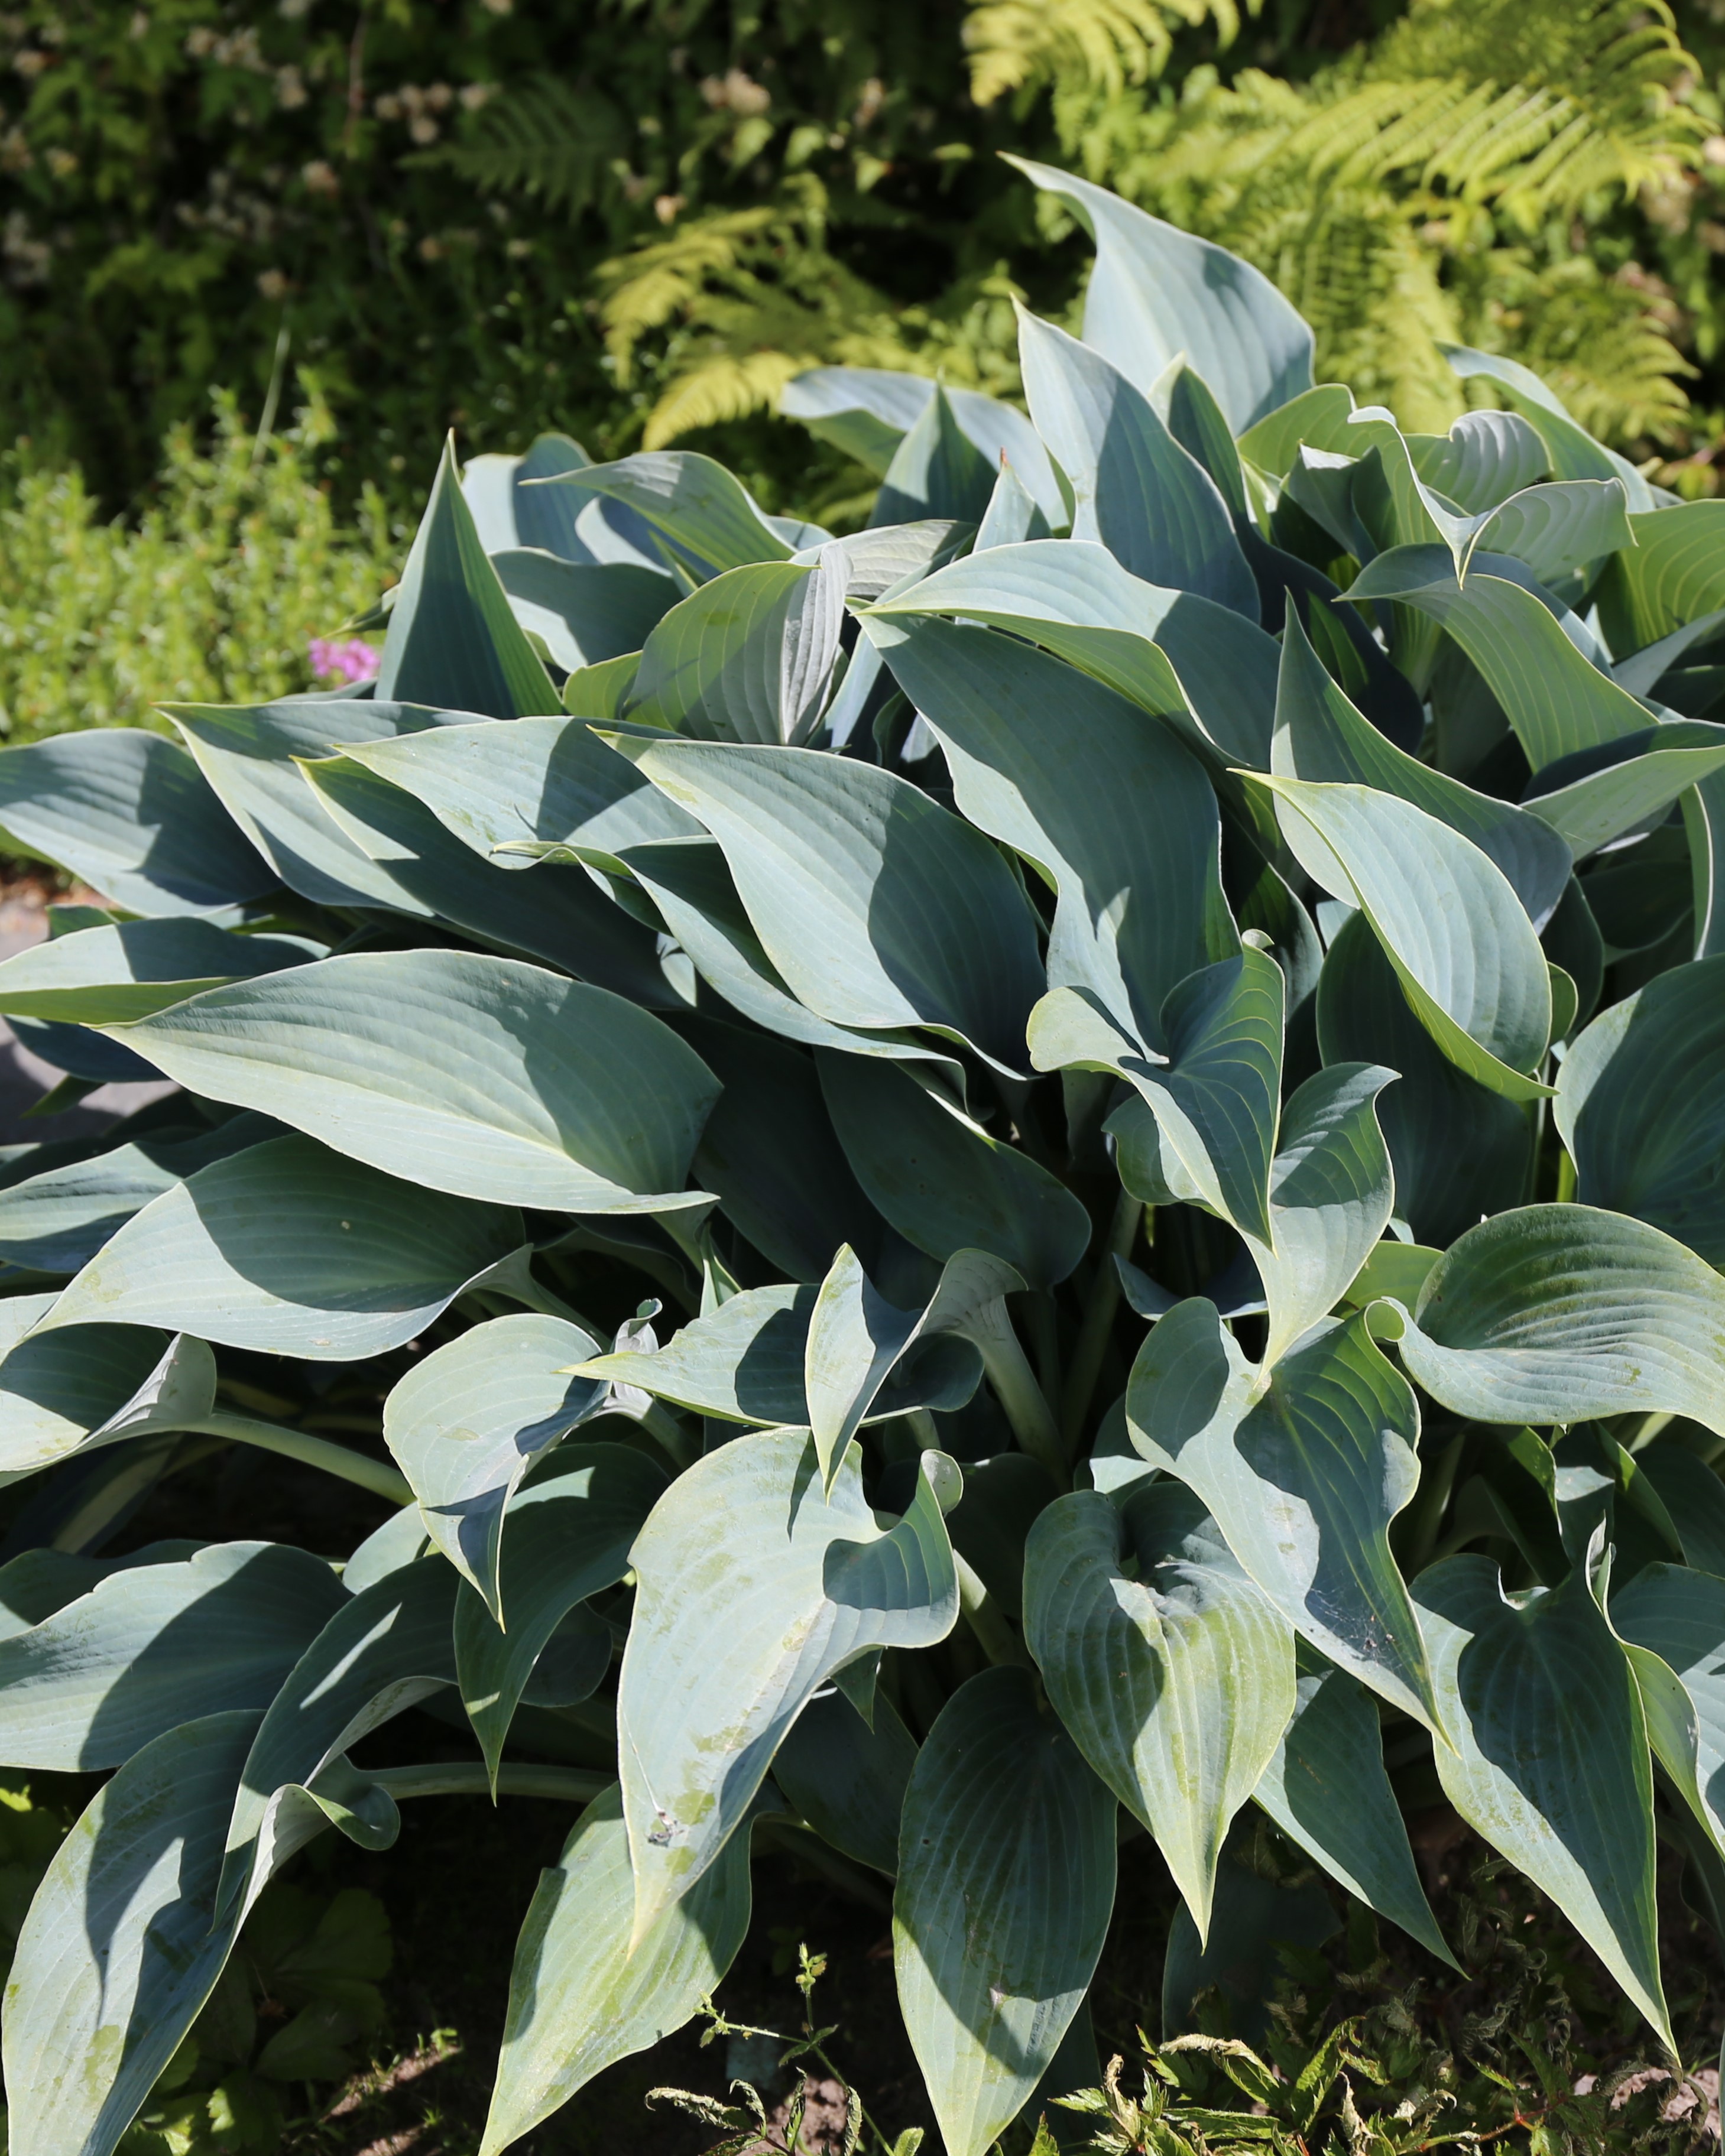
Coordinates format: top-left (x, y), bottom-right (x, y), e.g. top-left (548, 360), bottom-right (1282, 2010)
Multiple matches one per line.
top-left (963, 0), bottom-right (1252, 106)
top-left (433, 80), bottom-right (631, 217)
top-left (595, 207), bottom-right (785, 378)
top-left (641, 352), bottom-right (816, 450)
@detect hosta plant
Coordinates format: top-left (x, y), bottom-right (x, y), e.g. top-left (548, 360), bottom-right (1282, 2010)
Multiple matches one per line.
top-left (3, 157), bottom-right (1725, 2156)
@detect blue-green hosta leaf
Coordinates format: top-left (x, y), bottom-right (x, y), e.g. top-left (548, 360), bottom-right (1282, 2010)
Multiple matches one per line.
top-left (1413, 1550), bottom-right (1669, 2045)
top-left (1439, 345), bottom-right (1659, 511)
top-left (1262, 776), bottom-right (1554, 1099)
top-left (1611, 610), bottom-right (1725, 699)
top-left (0, 1298), bottom-right (210, 1477)
top-left (1632, 1447), bottom-right (1725, 1581)
top-left (1273, 615), bottom-right (1571, 930)
top-left (617, 837), bottom-right (959, 1074)
top-left (864, 537), bottom-right (1280, 769)
top-left (480, 1783), bottom-right (757, 2156)
top-left (0, 920), bottom-right (312, 1025)
top-left (1408, 410), bottom-right (1548, 514)
top-left (3, 1712), bottom-right (267, 2156)
top-left (0, 1542), bottom-right (345, 1770)
top-left (571, 1271), bottom-right (980, 1430)
top-left (296, 755), bottom-right (673, 1006)
top-left (490, 552), bottom-right (673, 671)
top-left (1390, 1204), bottom-right (1725, 1436)
top-left (894, 1662), bottom-right (1117, 2156)
top-left (1317, 911), bottom-right (1532, 1247)
top-left (1596, 502), bottom-right (1725, 656)
top-left (779, 367), bottom-right (1063, 519)
top-left (1253, 1652), bottom-right (1454, 1966)
top-left (974, 459), bottom-right (1052, 550)
top-left (629, 557), bottom-right (844, 745)
top-left (382, 1314), bottom-right (608, 1612)
top-left (1520, 723), bottom-right (1725, 860)
top-left (332, 715), bottom-right (700, 875)
top-left (216, 1558), bottom-right (460, 1920)
top-left (868, 616), bottom-right (1236, 1053)
top-left (1555, 957), bottom-right (1725, 1266)
top-left (167, 697), bottom-right (474, 913)
top-left (544, 450), bottom-right (794, 577)
top-left (1613, 1563), bottom-right (1725, 1859)
top-left (1348, 553), bottom-right (1652, 771)
top-left (874, 385), bottom-right (998, 525)
top-left (1006, 157), bottom-right (1313, 431)
top-left (683, 1021), bottom-right (891, 1284)
top-left (462, 431), bottom-right (610, 561)
top-left (0, 729), bottom-right (276, 918)
top-left (1237, 385), bottom-right (1358, 481)
top-left (1127, 1305), bottom-right (1434, 1725)
top-left (376, 439), bottom-right (562, 717)
top-left (1024, 1484), bottom-right (1293, 1938)
top-left (1018, 309), bottom-right (1259, 619)
top-left (1091, 945), bottom-right (1285, 1246)
top-left (0, 1115), bottom-right (275, 1275)
top-left (455, 1447), bottom-right (667, 1787)
top-left (617, 1430), bottom-right (958, 1933)
top-left (604, 735), bottom-right (1045, 1074)
top-left (819, 1053), bottom-right (1092, 1287)
top-left (106, 949), bottom-right (720, 1213)
top-left (40, 1133), bottom-right (524, 1360)
top-left (771, 1688), bottom-right (918, 1876)
top-left (1688, 765), bottom-right (1725, 960)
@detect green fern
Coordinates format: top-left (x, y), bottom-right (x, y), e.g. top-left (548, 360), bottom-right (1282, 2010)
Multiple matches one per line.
top-left (961, 0), bottom-right (1255, 108)
top-left (432, 79), bottom-right (631, 219)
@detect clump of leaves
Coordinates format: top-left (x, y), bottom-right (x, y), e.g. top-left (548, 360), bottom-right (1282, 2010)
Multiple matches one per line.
top-left (2, 155), bottom-right (1725, 2156)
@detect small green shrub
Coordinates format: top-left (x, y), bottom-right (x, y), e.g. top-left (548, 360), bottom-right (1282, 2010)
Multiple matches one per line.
top-left (0, 391), bottom-right (395, 745)
top-left (1, 158), bottom-right (1724, 2156)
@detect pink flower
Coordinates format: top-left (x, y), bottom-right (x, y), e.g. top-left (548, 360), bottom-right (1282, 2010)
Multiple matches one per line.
top-left (309, 637), bottom-right (382, 684)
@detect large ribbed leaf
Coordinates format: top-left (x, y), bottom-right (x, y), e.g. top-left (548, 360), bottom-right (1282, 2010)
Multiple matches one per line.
top-left (1409, 410), bottom-right (1547, 512)
top-left (40, 1134), bottom-right (523, 1360)
top-left (1521, 725), bottom-right (1725, 860)
top-left (216, 1558), bottom-right (459, 1920)
top-left (1018, 309), bottom-right (1258, 618)
top-left (864, 538), bottom-right (1279, 768)
top-left (1262, 775), bottom-right (1553, 1099)
top-left (868, 616), bottom-right (1234, 1051)
top-left (297, 754), bottom-right (672, 1004)
top-left (1127, 1305), bottom-right (1434, 1725)
top-left (1555, 957), bottom-right (1725, 1265)
top-left (481, 1784), bottom-right (757, 2156)
top-left (0, 1542), bottom-right (345, 1769)
top-left (1317, 911), bottom-right (1532, 1246)
top-left (2, 1712), bottom-right (263, 2156)
top-left (0, 730), bottom-right (275, 917)
top-left (382, 1314), bottom-right (607, 1612)
top-left (1596, 502), bottom-right (1725, 655)
top-left (0, 1298), bottom-right (210, 1477)
top-left (1348, 552), bottom-right (1651, 770)
top-left (819, 1052), bottom-right (1092, 1287)
top-left (894, 1663), bottom-right (1117, 2156)
top-left (375, 438), bottom-right (563, 717)
top-left (1006, 157), bottom-right (1312, 431)
top-left (616, 1431), bottom-right (958, 1934)
top-left (1253, 1652), bottom-right (1454, 1966)
top-left (603, 735), bottom-right (1045, 1073)
top-left (1392, 1205), bottom-right (1725, 1435)
top-left (333, 717), bottom-right (699, 875)
top-left (1438, 346), bottom-right (1658, 510)
top-left (1272, 616), bottom-right (1570, 930)
top-left (779, 368), bottom-right (1062, 518)
top-left (1413, 1551), bottom-right (1669, 2045)
top-left (630, 557), bottom-right (843, 743)
top-left (1613, 1563), bottom-right (1725, 1857)
top-left (0, 920), bottom-right (310, 1025)
top-left (771, 1689), bottom-right (918, 1876)
top-left (107, 949), bottom-right (720, 1213)
top-left (454, 1448), bottom-right (666, 1786)
top-left (168, 697), bottom-right (473, 912)
top-left (1024, 1484), bottom-right (1292, 1937)
top-left (874, 385), bottom-right (998, 525)
top-left (490, 551), bottom-right (673, 671)
top-left (549, 451), bottom-right (793, 576)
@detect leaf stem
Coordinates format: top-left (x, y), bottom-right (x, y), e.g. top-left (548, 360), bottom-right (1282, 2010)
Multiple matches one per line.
top-left (1059, 1187), bottom-right (1142, 1454)
top-left (185, 1412), bottom-right (412, 1506)
top-left (971, 1309), bottom-right (1067, 1489)
top-left (954, 1551), bottom-right (1032, 1668)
